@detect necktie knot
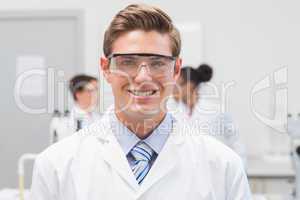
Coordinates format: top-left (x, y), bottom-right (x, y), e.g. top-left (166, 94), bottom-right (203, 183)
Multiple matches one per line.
top-left (131, 141), bottom-right (154, 162)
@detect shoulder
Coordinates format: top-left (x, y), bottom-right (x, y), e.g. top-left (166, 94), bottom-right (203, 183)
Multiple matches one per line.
top-left (36, 121), bottom-right (107, 169)
top-left (187, 133), bottom-right (244, 168)
top-left (204, 135), bottom-right (241, 160)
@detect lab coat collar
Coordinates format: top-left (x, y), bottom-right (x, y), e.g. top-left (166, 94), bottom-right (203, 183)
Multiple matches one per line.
top-left (71, 108), bottom-right (213, 198)
top-left (137, 118), bottom-right (184, 196)
top-left (94, 106), bottom-right (184, 145)
top-left (92, 107), bottom-right (185, 193)
top-left (111, 111), bottom-right (174, 155)
top-left (72, 104), bottom-right (100, 119)
top-left (73, 104), bottom-right (89, 115)
top-left (93, 112), bottom-right (140, 191)
top-left (139, 122), bottom-right (216, 199)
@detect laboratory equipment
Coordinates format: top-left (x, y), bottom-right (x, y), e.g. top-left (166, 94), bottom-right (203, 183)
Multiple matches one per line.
top-left (49, 109), bottom-right (72, 144)
top-left (288, 113), bottom-right (300, 200)
top-left (49, 110), bottom-right (61, 144)
top-left (18, 153), bottom-right (37, 200)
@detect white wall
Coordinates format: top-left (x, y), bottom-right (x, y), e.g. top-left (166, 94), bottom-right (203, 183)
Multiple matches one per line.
top-left (1, 0), bottom-right (299, 157)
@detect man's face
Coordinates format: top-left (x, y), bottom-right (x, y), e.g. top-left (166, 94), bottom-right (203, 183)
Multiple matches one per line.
top-left (75, 80), bottom-right (98, 112)
top-left (101, 30), bottom-right (181, 119)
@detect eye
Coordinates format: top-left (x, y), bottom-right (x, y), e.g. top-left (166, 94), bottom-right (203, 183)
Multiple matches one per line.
top-left (150, 60), bottom-right (166, 68)
top-left (121, 59), bottom-right (136, 66)
top-left (116, 58), bottom-right (138, 67)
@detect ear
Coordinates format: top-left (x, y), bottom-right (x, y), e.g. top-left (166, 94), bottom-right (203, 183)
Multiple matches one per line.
top-left (100, 56), bottom-right (111, 83)
top-left (173, 58), bottom-right (182, 81)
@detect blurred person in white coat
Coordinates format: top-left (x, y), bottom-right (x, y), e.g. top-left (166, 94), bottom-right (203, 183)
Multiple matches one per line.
top-left (50, 74), bottom-right (102, 142)
top-left (31, 4), bottom-right (251, 200)
top-left (168, 65), bottom-right (247, 167)
top-left (68, 74), bottom-right (102, 131)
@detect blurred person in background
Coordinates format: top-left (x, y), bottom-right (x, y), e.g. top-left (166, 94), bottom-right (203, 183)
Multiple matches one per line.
top-left (50, 74), bottom-right (102, 143)
top-left (169, 64), bottom-right (247, 167)
top-left (68, 74), bottom-right (102, 131)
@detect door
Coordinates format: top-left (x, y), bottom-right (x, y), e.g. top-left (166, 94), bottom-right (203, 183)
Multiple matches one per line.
top-left (0, 10), bottom-right (84, 188)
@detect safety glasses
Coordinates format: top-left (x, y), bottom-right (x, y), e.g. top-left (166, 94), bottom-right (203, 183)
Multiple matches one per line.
top-left (107, 53), bottom-right (176, 77)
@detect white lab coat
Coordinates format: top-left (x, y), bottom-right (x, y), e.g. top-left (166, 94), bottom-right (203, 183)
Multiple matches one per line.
top-left (49, 105), bottom-right (102, 142)
top-left (167, 97), bottom-right (247, 167)
top-left (31, 111), bottom-right (252, 200)
top-left (67, 105), bottom-right (102, 132)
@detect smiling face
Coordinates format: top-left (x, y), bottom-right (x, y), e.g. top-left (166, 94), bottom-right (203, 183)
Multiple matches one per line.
top-left (101, 30), bottom-right (181, 122)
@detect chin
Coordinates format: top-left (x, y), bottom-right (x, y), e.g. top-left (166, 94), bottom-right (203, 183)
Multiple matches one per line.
top-left (128, 104), bottom-right (162, 117)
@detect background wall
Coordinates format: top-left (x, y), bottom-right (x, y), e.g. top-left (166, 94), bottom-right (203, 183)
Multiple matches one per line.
top-left (0, 0), bottom-right (299, 187)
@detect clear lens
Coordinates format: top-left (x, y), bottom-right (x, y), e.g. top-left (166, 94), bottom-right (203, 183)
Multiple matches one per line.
top-left (110, 54), bottom-right (175, 76)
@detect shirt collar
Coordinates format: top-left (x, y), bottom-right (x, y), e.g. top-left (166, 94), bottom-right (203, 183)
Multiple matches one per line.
top-left (110, 113), bottom-right (173, 155)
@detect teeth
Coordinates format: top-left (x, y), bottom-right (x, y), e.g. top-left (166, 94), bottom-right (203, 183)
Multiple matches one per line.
top-left (131, 90), bottom-right (155, 96)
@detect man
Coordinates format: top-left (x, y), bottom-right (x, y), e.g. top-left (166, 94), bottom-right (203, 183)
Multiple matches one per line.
top-left (50, 74), bottom-right (102, 143)
top-left (31, 4), bottom-right (252, 200)
top-left (68, 74), bottom-right (101, 131)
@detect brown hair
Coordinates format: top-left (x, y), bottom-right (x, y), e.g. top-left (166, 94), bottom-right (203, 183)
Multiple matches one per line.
top-left (69, 74), bottom-right (98, 100)
top-left (103, 4), bottom-right (181, 57)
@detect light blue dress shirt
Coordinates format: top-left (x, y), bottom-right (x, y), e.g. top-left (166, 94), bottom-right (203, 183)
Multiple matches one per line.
top-left (110, 113), bottom-right (174, 168)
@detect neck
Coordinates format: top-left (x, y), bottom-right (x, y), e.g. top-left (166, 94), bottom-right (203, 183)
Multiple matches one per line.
top-left (173, 95), bottom-right (180, 102)
top-left (179, 97), bottom-right (195, 114)
top-left (115, 110), bottom-right (166, 139)
top-left (76, 103), bottom-right (91, 113)
top-left (188, 103), bottom-right (194, 114)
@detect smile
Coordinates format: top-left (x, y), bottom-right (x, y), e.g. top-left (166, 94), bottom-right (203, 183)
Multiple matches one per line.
top-left (128, 90), bottom-right (157, 97)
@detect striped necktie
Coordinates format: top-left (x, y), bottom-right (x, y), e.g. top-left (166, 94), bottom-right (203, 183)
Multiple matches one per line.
top-left (130, 141), bottom-right (154, 184)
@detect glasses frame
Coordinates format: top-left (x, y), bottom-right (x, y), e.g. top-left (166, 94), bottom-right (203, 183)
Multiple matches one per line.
top-left (107, 53), bottom-right (177, 77)
top-left (107, 53), bottom-right (176, 61)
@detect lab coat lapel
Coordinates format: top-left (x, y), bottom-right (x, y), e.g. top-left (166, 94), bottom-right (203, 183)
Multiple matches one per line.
top-left (138, 122), bottom-right (184, 196)
top-left (100, 135), bottom-right (140, 191)
top-left (95, 113), bottom-right (140, 191)
top-left (138, 122), bottom-right (215, 199)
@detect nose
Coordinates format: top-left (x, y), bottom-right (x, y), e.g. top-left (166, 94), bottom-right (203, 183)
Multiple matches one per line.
top-left (134, 65), bottom-right (152, 83)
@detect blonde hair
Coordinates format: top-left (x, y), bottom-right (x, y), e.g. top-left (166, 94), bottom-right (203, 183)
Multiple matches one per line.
top-left (103, 4), bottom-right (181, 57)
